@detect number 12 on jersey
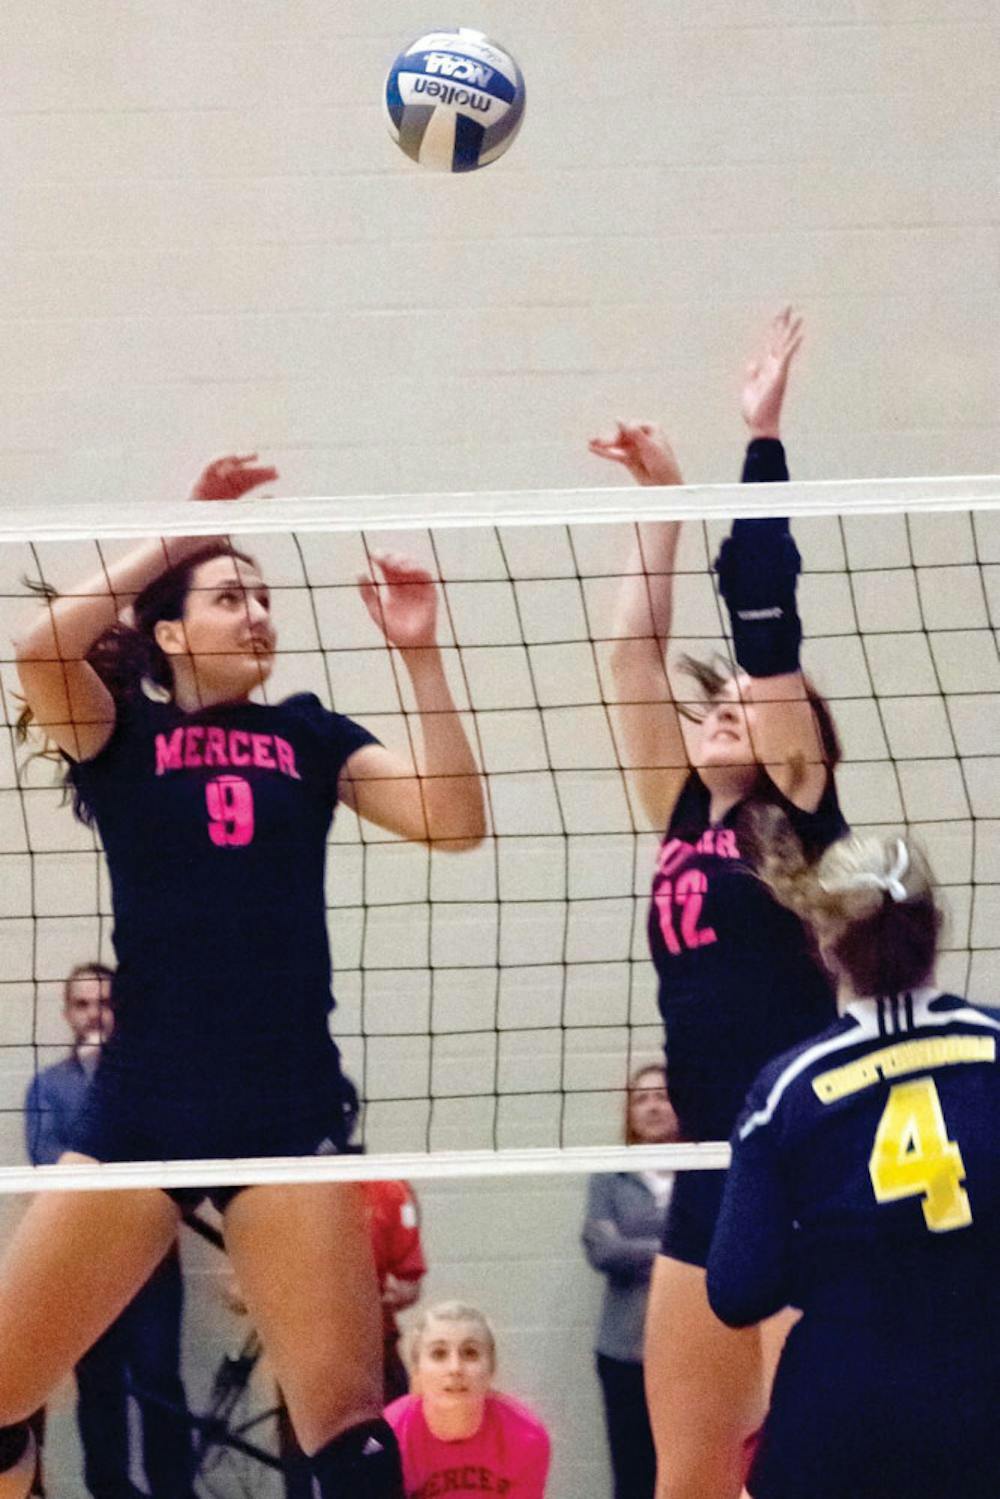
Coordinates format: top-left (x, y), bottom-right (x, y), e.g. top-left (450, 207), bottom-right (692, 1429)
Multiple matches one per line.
top-left (869, 1077), bottom-right (971, 1233)
top-left (654, 870), bottom-right (717, 955)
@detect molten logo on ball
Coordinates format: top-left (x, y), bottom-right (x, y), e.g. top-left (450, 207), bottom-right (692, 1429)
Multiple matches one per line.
top-left (385, 28), bottom-right (526, 173)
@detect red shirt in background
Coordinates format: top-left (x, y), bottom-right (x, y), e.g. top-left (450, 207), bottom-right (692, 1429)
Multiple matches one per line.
top-left (362, 1179), bottom-right (427, 1337)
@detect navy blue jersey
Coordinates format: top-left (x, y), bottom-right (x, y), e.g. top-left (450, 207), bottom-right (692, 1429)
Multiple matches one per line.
top-left (650, 772), bottom-right (846, 1142)
top-left (69, 692), bottom-right (376, 1110)
top-left (708, 991), bottom-right (1000, 1499)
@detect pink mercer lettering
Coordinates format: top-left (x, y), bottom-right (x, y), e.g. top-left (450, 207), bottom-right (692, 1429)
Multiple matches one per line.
top-left (412, 1469), bottom-right (510, 1498)
top-left (655, 827), bottom-right (740, 878)
top-left (154, 726), bottom-right (301, 780)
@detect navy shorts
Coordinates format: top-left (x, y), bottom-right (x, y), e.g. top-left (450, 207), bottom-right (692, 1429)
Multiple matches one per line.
top-left (68, 1046), bottom-right (355, 1215)
top-left (659, 1167), bottom-right (727, 1268)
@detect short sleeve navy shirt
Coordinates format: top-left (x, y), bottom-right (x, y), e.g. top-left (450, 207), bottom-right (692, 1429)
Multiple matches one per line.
top-left (70, 691), bottom-right (377, 1092)
top-left (650, 771), bottom-right (847, 1141)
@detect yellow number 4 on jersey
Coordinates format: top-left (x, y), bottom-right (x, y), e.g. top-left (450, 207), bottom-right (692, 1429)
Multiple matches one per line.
top-left (869, 1076), bottom-right (972, 1233)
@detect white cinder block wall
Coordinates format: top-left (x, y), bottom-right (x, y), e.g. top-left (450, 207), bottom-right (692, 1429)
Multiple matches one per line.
top-left (0, 0), bottom-right (996, 507)
top-left (1, 3), bottom-right (997, 1498)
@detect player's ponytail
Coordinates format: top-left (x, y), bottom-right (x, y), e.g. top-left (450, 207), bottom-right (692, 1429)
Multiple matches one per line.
top-left (802, 834), bottom-right (941, 997)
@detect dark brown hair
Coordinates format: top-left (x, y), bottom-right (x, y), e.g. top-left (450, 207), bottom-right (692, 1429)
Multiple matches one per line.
top-left (87, 542), bottom-right (258, 704)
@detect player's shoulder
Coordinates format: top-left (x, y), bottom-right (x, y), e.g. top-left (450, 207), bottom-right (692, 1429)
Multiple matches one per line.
top-left (28, 1054), bottom-right (78, 1094)
top-left (382, 1392), bottom-right (421, 1436)
top-left (738, 989), bottom-right (1000, 1144)
top-left (273, 691), bottom-right (328, 724)
top-left (275, 692), bottom-right (378, 751)
top-left (923, 991), bottom-right (1000, 1032)
top-left (73, 686), bottom-right (165, 763)
top-left (736, 1012), bottom-right (865, 1142)
top-left (489, 1392), bottom-right (549, 1446)
top-left (756, 1011), bottom-right (858, 1094)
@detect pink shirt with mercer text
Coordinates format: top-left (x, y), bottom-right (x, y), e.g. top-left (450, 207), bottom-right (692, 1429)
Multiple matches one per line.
top-left (384, 1391), bottom-right (551, 1499)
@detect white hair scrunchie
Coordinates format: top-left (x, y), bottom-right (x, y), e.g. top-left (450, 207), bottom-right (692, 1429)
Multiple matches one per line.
top-left (823, 838), bottom-right (910, 903)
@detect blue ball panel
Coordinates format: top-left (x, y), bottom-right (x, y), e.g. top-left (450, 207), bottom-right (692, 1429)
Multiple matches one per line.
top-left (385, 68), bottom-right (405, 128)
top-left (480, 88), bottom-right (526, 159)
top-left (451, 112), bottom-right (487, 172)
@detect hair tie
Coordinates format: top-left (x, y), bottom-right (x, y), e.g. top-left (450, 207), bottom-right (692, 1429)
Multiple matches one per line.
top-left (882, 839), bottom-right (910, 902)
top-left (821, 838), bottom-right (910, 903)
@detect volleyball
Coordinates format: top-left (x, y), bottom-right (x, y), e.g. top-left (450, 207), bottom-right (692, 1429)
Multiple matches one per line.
top-left (384, 29), bottom-right (526, 172)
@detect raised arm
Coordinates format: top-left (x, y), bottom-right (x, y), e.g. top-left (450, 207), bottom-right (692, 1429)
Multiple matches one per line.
top-left (15, 536), bottom-right (207, 762)
top-left (589, 424), bottom-right (691, 832)
top-left (339, 553), bottom-right (486, 851)
top-left (14, 454), bottom-right (276, 762)
top-left (718, 308), bottom-right (827, 810)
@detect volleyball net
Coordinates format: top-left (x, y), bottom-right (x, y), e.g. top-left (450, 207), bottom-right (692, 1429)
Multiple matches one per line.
top-left (1, 472), bottom-right (999, 1193)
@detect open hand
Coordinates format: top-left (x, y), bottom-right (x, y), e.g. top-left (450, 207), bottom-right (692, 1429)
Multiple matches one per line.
top-left (191, 453), bottom-right (279, 502)
top-left (359, 552), bottom-right (439, 650)
top-left (588, 422), bottom-right (684, 487)
top-left (741, 307), bottom-right (804, 439)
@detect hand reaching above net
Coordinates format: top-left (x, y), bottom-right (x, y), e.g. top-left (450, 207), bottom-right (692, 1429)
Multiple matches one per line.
top-left (589, 422), bottom-right (685, 487)
top-left (740, 306), bottom-right (804, 441)
top-left (358, 552), bottom-right (440, 651)
top-left (190, 453), bottom-right (280, 502)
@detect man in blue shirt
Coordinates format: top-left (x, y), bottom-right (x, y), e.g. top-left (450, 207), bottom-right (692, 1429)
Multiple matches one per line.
top-left (25, 964), bottom-right (195, 1499)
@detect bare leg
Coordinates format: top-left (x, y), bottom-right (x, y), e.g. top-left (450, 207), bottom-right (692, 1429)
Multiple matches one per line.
top-left (222, 1182), bottom-right (382, 1455)
top-left (644, 1256), bottom-right (766, 1499)
top-left (0, 1178), bottom-right (180, 1423)
top-left (0, 1171), bottom-right (179, 1499)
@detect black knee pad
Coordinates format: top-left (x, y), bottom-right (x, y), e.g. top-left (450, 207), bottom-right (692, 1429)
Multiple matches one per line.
top-left (310, 1418), bottom-right (403, 1499)
top-left (0, 1424), bottom-right (29, 1474)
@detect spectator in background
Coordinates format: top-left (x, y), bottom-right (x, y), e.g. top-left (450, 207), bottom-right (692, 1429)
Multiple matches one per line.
top-left (386, 1302), bottom-right (550, 1499)
top-left (24, 964), bottom-right (195, 1499)
top-left (363, 1180), bottom-right (427, 1403)
top-left (583, 1065), bottom-right (679, 1499)
top-left (24, 963), bottom-right (117, 1167)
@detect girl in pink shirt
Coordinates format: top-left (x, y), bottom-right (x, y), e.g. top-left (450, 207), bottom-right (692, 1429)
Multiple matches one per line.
top-left (385, 1303), bottom-right (550, 1499)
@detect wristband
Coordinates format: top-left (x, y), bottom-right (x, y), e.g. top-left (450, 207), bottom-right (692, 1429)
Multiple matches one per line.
top-left (715, 520), bottom-right (802, 678)
top-left (740, 437), bottom-right (789, 485)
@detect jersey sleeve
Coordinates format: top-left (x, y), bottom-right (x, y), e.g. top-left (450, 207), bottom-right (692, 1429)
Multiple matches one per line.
top-left (67, 688), bottom-right (148, 803)
top-left (707, 1089), bottom-right (796, 1328)
top-left (282, 693), bottom-right (381, 786)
